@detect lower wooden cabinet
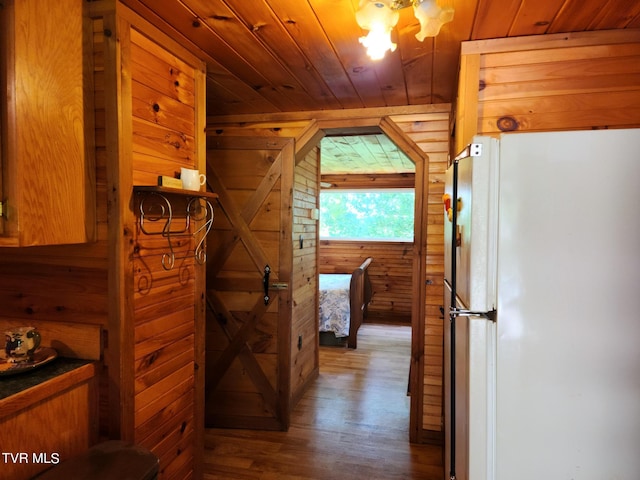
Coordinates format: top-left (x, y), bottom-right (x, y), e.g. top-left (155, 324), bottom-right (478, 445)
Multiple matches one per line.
top-left (0, 363), bottom-right (98, 480)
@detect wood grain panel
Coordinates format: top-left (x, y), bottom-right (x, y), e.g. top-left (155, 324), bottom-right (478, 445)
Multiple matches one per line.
top-left (135, 363), bottom-right (194, 428)
top-left (116, 0), bottom-right (640, 119)
top-left (1, 0), bottom-right (92, 246)
top-left (135, 387), bottom-right (194, 445)
top-left (320, 134), bottom-right (415, 174)
top-left (122, 6), bottom-right (207, 477)
top-left (132, 81), bottom-right (195, 136)
top-left (0, 379), bottom-right (96, 480)
top-left (508, 0), bottom-right (565, 37)
top-left (392, 109), bottom-right (449, 438)
top-left (310, 0), bottom-right (392, 107)
top-left (134, 311), bottom-right (194, 360)
top-left (186, 0), bottom-right (332, 109)
top-left (291, 146), bottom-right (319, 406)
top-left (205, 141), bottom-right (292, 431)
top-left (458, 29), bottom-right (640, 143)
top-left (0, 262), bottom-right (107, 325)
top-left (321, 172), bottom-right (415, 189)
top-left (130, 29), bottom-right (196, 106)
top-left (471, 0), bottom-right (523, 39)
top-left (261, 0), bottom-right (364, 108)
top-left (549, 0), bottom-right (613, 33)
top-left (132, 117), bottom-right (195, 166)
top-left (126, 0), bottom-right (311, 112)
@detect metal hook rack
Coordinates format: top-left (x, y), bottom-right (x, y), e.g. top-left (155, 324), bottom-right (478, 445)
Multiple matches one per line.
top-left (133, 186), bottom-right (218, 270)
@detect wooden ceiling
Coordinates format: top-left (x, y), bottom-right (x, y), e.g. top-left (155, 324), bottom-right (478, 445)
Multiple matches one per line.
top-left (120, 0), bottom-right (639, 175)
top-left (121, 0), bottom-right (640, 117)
top-left (320, 134), bottom-right (415, 175)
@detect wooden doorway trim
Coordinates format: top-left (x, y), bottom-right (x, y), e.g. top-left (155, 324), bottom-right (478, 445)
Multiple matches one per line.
top-left (300, 116), bottom-right (429, 444)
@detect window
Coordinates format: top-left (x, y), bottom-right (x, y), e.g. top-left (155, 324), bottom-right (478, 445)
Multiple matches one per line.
top-left (319, 189), bottom-right (414, 242)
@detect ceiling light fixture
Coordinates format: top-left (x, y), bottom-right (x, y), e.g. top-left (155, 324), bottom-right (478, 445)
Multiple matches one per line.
top-left (356, 0), bottom-right (454, 60)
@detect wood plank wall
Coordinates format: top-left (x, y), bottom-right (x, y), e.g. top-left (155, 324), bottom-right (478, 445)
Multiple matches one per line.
top-left (128, 24), bottom-right (203, 479)
top-left (291, 147), bottom-right (320, 405)
top-left (390, 112), bottom-right (450, 437)
top-left (319, 240), bottom-right (413, 324)
top-left (456, 29), bottom-right (640, 152)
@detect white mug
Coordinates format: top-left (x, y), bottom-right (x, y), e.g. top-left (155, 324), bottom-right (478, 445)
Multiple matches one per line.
top-left (181, 168), bottom-right (206, 191)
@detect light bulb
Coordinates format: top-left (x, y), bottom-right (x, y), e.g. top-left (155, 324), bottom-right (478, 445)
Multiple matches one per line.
top-left (356, 0), bottom-right (399, 60)
top-left (359, 25), bottom-right (397, 60)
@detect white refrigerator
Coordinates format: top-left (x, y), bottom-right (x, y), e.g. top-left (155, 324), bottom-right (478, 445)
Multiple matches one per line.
top-left (443, 129), bottom-right (640, 480)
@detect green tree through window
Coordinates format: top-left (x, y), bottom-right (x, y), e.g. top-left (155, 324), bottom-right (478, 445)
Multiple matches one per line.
top-left (319, 190), bottom-right (414, 241)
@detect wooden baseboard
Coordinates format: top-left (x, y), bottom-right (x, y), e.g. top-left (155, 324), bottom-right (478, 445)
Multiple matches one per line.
top-left (416, 429), bottom-right (444, 446)
top-left (290, 366), bottom-right (319, 413)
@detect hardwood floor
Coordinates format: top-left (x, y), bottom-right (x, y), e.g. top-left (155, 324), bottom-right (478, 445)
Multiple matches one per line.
top-left (203, 324), bottom-right (444, 479)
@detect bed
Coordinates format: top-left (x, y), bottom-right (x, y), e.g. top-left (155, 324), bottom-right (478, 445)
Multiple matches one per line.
top-left (319, 257), bottom-right (373, 349)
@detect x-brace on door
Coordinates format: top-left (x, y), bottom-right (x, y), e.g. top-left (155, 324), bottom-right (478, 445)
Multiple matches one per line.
top-left (204, 140), bottom-right (294, 430)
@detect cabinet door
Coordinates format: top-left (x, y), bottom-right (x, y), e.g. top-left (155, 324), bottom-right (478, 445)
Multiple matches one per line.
top-left (0, 0), bottom-right (93, 246)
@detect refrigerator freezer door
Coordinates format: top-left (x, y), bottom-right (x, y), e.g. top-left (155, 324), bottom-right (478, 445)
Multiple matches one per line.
top-left (444, 137), bottom-right (499, 312)
top-left (496, 129), bottom-right (640, 479)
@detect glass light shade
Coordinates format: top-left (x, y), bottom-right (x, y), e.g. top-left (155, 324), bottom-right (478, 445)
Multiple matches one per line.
top-left (356, 0), bottom-right (400, 60)
top-left (413, 0), bottom-right (454, 41)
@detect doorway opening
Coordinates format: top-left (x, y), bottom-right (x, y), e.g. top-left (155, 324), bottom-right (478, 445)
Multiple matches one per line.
top-left (316, 131), bottom-right (416, 437)
top-left (318, 132), bottom-right (416, 326)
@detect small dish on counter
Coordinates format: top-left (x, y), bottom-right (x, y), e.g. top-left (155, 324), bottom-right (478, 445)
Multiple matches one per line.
top-left (0, 347), bottom-right (58, 376)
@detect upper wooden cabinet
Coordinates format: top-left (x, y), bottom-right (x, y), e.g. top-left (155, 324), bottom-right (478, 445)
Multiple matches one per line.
top-left (0, 0), bottom-right (94, 246)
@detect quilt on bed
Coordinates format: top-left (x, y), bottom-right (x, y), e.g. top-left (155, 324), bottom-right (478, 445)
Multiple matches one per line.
top-left (319, 273), bottom-right (351, 337)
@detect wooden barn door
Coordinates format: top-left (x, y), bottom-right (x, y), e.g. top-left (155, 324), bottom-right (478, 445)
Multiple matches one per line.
top-left (204, 140), bottom-right (293, 430)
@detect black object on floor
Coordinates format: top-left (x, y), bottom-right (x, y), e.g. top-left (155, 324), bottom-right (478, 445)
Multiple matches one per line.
top-left (31, 440), bottom-right (159, 480)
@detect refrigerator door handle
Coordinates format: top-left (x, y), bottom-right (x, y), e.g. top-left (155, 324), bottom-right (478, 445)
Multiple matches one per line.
top-left (450, 307), bottom-right (496, 321)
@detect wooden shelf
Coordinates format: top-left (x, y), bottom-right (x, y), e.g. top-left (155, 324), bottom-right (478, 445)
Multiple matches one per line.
top-left (133, 185), bottom-right (218, 200)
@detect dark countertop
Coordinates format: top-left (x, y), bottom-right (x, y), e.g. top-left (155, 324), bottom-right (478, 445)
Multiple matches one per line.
top-left (0, 357), bottom-right (93, 401)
